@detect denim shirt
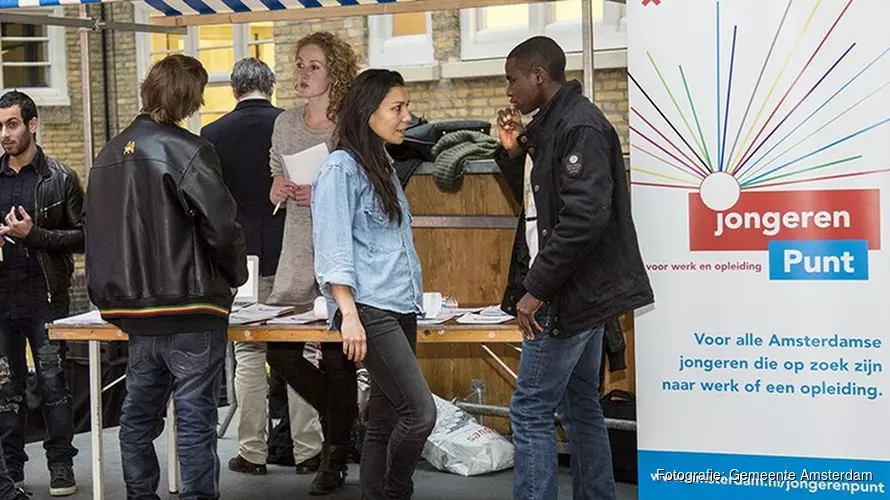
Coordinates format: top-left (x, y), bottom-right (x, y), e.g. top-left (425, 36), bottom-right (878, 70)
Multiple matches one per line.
top-left (311, 149), bottom-right (424, 324)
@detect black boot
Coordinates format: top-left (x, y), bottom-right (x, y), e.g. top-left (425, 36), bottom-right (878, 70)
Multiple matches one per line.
top-left (309, 444), bottom-right (349, 496)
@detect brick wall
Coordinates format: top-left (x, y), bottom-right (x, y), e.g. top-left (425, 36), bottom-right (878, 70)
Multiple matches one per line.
top-left (273, 10), bottom-right (630, 151)
top-left (37, 4), bottom-right (139, 313)
top-left (37, 7), bottom-right (630, 314)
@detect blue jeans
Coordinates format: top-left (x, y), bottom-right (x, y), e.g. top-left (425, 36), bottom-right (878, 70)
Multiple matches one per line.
top-left (511, 323), bottom-right (615, 500)
top-left (0, 311), bottom-right (77, 483)
top-left (119, 330), bottom-right (226, 500)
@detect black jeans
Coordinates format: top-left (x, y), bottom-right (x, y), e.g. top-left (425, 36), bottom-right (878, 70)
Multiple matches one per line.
top-left (120, 330), bottom-right (227, 500)
top-left (266, 341), bottom-right (357, 448)
top-left (0, 309), bottom-right (77, 481)
top-left (356, 304), bottom-right (436, 500)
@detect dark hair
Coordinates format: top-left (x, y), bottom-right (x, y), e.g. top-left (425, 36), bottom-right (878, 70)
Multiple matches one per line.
top-left (140, 54), bottom-right (208, 124)
top-left (507, 36), bottom-right (567, 83)
top-left (231, 57), bottom-right (275, 97)
top-left (335, 69), bottom-right (405, 225)
top-left (0, 91), bottom-right (38, 123)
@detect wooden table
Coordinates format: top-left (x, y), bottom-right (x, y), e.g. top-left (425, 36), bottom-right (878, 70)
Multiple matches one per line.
top-left (48, 321), bottom-right (522, 500)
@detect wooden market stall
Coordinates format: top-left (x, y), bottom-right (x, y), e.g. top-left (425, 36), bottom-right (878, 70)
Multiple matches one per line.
top-left (406, 159), bottom-right (635, 435)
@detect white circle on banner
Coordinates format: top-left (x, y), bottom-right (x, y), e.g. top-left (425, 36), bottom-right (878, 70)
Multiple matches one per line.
top-left (699, 172), bottom-right (740, 212)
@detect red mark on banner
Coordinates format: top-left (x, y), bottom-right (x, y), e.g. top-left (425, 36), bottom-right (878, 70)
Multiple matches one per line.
top-left (688, 189), bottom-right (881, 251)
top-left (642, 0), bottom-right (661, 5)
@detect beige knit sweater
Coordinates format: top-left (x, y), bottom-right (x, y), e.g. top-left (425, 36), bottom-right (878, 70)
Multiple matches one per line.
top-left (266, 106), bottom-right (336, 308)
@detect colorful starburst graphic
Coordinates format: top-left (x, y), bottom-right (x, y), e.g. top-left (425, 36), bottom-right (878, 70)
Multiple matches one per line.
top-left (629, 0), bottom-right (890, 213)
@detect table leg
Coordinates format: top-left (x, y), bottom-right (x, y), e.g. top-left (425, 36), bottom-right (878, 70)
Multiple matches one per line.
top-left (218, 342), bottom-right (237, 437)
top-left (167, 398), bottom-right (179, 493)
top-left (89, 340), bottom-right (103, 500)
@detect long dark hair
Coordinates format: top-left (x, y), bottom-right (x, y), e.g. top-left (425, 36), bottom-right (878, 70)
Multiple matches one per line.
top-left (334, 69), bottom-right (405, 226)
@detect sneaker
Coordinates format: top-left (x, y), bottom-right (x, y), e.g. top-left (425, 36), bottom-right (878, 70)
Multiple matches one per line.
top-left (49, 465), bottom-right (76, 497)
top-left (11, 487), bottom-right (31, 499)
top-left (11, 472), bottom-right (23, 490)
top-left (227, 455), bottom-right (267, 475)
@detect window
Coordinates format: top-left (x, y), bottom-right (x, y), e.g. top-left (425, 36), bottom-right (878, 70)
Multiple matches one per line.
top-left (149, 32), bottom-right (184, 63)
top-left (135, 6), bottom-right (277, 131)
top-left (460, 0), bottom-right (626, 60)
top-left (248, 22), bottom-right (274, 70)
top-left (0, 8), bottom-right (69, 106)
top-left (368, 12), bottom-right (434, 67)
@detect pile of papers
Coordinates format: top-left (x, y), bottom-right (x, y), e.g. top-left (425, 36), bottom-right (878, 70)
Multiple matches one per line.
top-left (416, 305), bottom-right (515, 326)
top-left (455, 306), bottom-right (514, 325)
top-left (229, 304), bottom-right (294, 325)
top-left (52, 309), bottom-right (105, 326)
top-left (266, 310), bottom-right (321, 325)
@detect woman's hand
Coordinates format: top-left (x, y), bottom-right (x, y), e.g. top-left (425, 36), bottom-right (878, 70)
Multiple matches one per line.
top-left (293, 185), bottom-right (312, 206)
top-left (331, 284), bottom-right (367, 362)
top-left (270, 176), bottom-right (300, 204)
top-left (340, 311), bottom-right (367, 362)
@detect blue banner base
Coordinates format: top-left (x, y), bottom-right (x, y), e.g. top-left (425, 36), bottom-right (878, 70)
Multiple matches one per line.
top-left (638, 450), bottom-right (889, 498)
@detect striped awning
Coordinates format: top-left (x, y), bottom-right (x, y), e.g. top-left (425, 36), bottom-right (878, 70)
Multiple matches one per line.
top-left (142, 0), bottom-right (405, 19)
top-left (0, 0), bottom-right (553, 26)
top-left (0, 0), bottom-right (407, 14)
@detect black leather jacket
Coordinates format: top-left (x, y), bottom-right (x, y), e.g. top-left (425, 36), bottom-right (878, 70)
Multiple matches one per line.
top-left (4, 148), bottom-right (86, 305)
top-left (86, 115), bottom-right (248, 324)
top-left (495, 81), bottom-right (654, 336)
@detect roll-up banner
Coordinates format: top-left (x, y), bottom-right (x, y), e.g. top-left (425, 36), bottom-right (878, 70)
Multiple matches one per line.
top-left (629, 0), bottom-right (890, 497)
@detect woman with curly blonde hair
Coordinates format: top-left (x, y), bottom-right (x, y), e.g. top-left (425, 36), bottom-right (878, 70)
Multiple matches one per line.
top-left (265, 31), bottom-right (360, 496)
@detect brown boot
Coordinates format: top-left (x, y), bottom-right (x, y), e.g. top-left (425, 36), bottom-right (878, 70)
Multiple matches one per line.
top-left (228, 455), bottom-right (267, 475)
top-left (309, 444), bottom-right (349, 496)
top-left (295, 453), bottom-right (320, 475)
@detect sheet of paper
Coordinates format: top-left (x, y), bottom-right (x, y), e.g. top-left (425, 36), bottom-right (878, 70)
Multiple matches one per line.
top-left (282, 142), bottom-right (329, 185)
top-left (455, 313), bottom-right (514, 325)
top-left (454, 305), bottom-right (514, 325)
top-left (418, 311), bottom-right (460, 326)
top-left (229, 304), bottom-right (294, 325)
top-left (447, 307), bottom-right (483, 314)
top-left (53, 309), bottom-right (105, 326)
top-left (266, 311), bottom-right (322, 325)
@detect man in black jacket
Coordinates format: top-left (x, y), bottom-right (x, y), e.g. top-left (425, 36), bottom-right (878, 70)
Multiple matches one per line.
top-left (494, 37), bottom-right (653, 500)
top-left (200, 57), bottom-right (323, 478)
top-left (87, 55), bottom-right (247, 499)
top-left (0, 90), bottom-right (82, 498)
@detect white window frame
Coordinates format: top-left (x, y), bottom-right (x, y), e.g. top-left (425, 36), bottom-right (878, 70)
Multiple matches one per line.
top-left (368, 13), bottom-right (434, 68)
top-left (0, 7), bottom-right (69, 107)
top-left (135, 5), bottom-right (274, 131)
top-left (460, 1), bottom-right (626, 61)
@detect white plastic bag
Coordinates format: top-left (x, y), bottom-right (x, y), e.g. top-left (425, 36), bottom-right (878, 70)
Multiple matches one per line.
top-left (422, 395), bottom-right (514, 476)
top-left (356, 368), bottom-right (371, 415)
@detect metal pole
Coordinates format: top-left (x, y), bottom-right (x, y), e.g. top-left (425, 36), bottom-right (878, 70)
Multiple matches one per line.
top-left (88, 341), bottom-right (103, 500)
top-left (0, 12), bottom-right (185, 34)
top-left (167, 399), bottom-right (179, 493)
top-left (79, 4), bottom-right (93, 181)
top-left (79, 9), bottom-right (102, 500)
top-left (581, 0), bottom-right (595, 100)
top-left (218, 342), bottom-right (238, 437)
top-left (480, 343), bottom-right (518, 380)
top-left (455, 401), bottom-right (637, 432)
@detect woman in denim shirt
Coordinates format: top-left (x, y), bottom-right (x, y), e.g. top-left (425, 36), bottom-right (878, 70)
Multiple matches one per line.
top-left (311, 69), bottom-right (436, 500)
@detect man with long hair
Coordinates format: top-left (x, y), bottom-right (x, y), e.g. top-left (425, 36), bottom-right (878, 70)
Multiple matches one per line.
top-left (86, 54), bottom-right (248, 499)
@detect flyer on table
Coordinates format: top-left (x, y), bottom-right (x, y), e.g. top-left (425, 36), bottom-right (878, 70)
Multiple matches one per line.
top-left (629, 0), bottom-right (890, 498)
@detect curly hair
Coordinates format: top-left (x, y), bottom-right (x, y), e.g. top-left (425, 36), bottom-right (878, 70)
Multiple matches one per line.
top-left (296, 32), bottom-right (359, 122)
